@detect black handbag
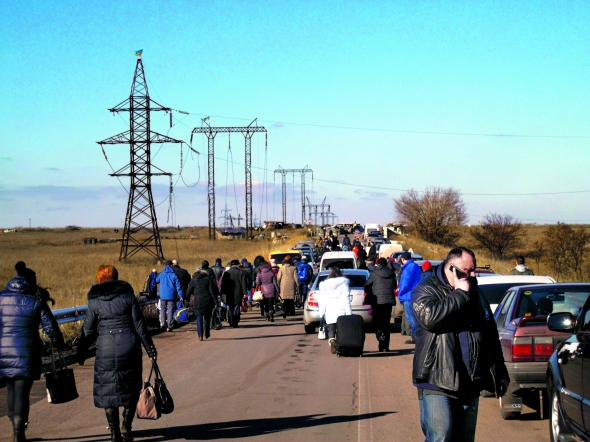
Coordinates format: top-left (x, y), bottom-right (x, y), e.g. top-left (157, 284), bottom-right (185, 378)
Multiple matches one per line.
top-left (152, 361), bottom-right (174, 414)
top-left (45, 346), bottom-right (79, 404)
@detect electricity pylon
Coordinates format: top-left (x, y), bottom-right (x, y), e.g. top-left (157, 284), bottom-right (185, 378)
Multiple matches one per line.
top-left (98, 57), bottom-right (182, 261)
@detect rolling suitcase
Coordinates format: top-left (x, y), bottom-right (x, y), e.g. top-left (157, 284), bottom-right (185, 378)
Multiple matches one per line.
top-left (335, 314), bottom-right (364, 357)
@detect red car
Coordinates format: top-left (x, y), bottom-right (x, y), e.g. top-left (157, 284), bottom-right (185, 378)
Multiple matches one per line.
top-left (494, 283), bottom-right (590, 420)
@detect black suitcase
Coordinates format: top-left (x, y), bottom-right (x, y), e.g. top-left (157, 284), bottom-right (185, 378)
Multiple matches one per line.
top-left (335, 314), bottom-right (365, 357)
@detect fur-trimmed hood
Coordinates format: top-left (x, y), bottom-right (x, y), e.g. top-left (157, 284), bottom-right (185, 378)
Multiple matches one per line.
top-left (87, 280), bottom-right (134, 301)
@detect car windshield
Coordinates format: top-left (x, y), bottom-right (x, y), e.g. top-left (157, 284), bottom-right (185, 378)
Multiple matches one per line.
top-left (270, 252), bottom-right (301, 264)
top-left (315, 274), bottom-right (367, 288)
top-left (321, 259), bottom-right (356, 270)
top-left (480, 283), bottom-right (534, 305)
top-left (514, 288), bottom-right (590, 319)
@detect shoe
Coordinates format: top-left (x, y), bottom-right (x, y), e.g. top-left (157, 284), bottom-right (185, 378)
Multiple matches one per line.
top-left (405, 337), bottom-right (415, 345)
top-left (205, 334), bottom-right (210, 339)
top-left (166, 329), bottom-right (173, 333)
top-left (329, 338), bottom-right (337, 354)
top-left (199, 336), bottom-right (203, 341)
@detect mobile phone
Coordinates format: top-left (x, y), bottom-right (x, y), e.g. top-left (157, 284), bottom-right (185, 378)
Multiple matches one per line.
top-left (450, 265), bottom-right (468, 280)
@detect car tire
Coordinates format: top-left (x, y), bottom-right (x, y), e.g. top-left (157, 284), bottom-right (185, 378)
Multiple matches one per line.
top-left (304, 324), bottom-right (315, 334)
top-left (549, 381), bottom-right (567, 442)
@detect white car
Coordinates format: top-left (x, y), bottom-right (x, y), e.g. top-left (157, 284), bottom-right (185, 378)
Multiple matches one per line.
top-left (303, 269), bottom-right (371, 334)
top-left (319, 251), bottom-right (359, 271)
top-left (477, 274), bottom-right (557, 313)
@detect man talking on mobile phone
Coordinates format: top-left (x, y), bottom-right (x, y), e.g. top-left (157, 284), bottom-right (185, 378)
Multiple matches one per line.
top-left (411, 246), bottom-right (510, 442)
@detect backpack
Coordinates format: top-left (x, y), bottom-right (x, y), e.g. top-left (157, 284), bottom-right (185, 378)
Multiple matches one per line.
top-left (297, 263), bottom-right (309, 282)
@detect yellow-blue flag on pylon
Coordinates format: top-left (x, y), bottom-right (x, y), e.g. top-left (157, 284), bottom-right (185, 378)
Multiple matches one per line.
top-left (135, 49), bottom-right (143, 57)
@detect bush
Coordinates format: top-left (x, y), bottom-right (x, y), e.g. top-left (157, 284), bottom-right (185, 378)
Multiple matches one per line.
top-left (394, 187), bottom-right (467, 246)
top-left (543, 223), bottom-right (589, 279)
top-left (470, 213), bottom-right (524, 260)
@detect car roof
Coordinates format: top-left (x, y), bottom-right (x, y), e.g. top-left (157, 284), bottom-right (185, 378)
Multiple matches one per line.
top-left (321, 251), bottom-right (357, 258)
top-left (477, 275), bottom-right (557, 285)
top-left (509, 282), bottom-right (590, 291)
top-left (316, 269), bottom-right (369, 276)
top-left (269, 250), bottom-right (302, 255)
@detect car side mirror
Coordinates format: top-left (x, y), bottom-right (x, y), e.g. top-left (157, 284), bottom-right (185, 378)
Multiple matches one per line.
top-left (547, 312), bottom-right (575, 333)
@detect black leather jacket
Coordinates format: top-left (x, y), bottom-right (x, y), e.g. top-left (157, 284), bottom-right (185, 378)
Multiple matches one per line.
top-left (412, 264), bottom-right (508, 396)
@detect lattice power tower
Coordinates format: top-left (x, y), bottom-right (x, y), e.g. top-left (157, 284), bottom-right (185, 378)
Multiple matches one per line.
top-left (98, 56), bottom-right (182, 261)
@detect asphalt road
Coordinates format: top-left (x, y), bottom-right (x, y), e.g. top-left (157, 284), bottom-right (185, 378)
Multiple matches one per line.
top-left (0, 309), bottom-right (548, 442)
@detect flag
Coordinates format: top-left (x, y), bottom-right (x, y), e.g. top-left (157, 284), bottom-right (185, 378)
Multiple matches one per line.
top-left (203, 116), bottom-right (210, 123)
top-left (135, 49), bottom-right (143, 57)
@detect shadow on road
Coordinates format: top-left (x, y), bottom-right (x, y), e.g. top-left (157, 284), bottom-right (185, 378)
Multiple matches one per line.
top-left (131, 412), bottom-right (394, 440)
top-left (362, 348), bottom-right (415, 358)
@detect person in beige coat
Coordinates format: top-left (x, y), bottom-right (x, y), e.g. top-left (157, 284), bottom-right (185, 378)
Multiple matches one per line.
top-left (277, 256), bottom-right (299, 316)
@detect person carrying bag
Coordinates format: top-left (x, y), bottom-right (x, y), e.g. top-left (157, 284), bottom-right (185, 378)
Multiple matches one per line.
top-left (45, 344), bottom-right (79, 404)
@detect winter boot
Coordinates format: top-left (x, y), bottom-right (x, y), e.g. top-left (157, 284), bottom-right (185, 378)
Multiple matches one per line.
top-left (121, 406), bottom-right (135, 441)
top-left (105, 408), bottom-right (123, 442)
top-left (12, 416), bottom-right (26, 442)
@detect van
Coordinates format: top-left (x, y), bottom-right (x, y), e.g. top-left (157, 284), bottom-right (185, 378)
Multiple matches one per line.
top-left (319, 251), bottom-right (359, 271)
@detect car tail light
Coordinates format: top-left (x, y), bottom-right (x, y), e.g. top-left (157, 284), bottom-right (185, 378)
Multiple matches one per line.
top-left (534, 337), bottom-right (553, 356)
top-left (308, 291), bottom-right (318, 307)
top-left (511, 336), bottom-right (554, 361)
top-left (511, 337), bottom-right (533, 361)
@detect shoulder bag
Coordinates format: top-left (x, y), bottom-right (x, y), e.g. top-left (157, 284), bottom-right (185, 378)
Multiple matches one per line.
top-left (137, 362), bottom-right (160, 420)
top-left (152, 361), bottom-right (174, 414)
top-left (45, 345), bottom-right (79, 404)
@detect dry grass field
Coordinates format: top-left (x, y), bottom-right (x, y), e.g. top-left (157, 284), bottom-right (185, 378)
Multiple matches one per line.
top-left (0, 227), bottom-right (310, 309)
top-left (402, 224), bottom-right (590, 282)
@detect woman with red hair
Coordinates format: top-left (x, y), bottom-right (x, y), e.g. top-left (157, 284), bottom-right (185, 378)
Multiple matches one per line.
top-left (77, 265), bottom-right (157, 442)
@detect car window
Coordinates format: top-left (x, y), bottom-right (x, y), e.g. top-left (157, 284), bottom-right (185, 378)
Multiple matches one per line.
top-left (480, 283), bottom-right (526, 306)
top-left (513, 288), bottom-right (590, 320)
top-left (495, 291), bottom-right (515, 327)
top-left (316, 274), bottom-right (367, 287)
top-left (321, 259), bottom-right (356, 270)
top-left (269, 252), bottom-right (300, 264)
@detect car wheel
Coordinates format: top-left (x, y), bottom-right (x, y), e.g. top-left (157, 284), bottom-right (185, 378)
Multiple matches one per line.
top-left (549, 383), bottom-right (566, 442)
top-left (499, 395), bottom-right (520, 420)
top-left (304, 324), bottom-right (315, 334)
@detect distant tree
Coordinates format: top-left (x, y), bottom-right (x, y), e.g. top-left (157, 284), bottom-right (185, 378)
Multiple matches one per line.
top-left (543, 223), bottom-right (590, 278)
top-left (469, 213), bottom-right (524, 260)
top-left (394, 187), bottom-right (467, 246)
top-left (527, 240), bottom-right (545, 274)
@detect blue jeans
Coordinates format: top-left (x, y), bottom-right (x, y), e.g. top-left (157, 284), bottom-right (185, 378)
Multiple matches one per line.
top-left (403, 301), bottom-right (417, 336)
top-left (419, 392), bottom-right (479, 442)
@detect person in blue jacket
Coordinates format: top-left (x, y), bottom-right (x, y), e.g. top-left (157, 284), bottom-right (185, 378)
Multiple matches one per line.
top-left (156, 260), bottom-right (183, 332)
top-left (398, 252), bottom-right (422, 345)
top-left (0, 262), bottom-right (64, 441)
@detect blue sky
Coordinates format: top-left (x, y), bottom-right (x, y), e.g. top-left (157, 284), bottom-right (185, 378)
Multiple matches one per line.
top-left (1, 0), bottom-right (589, 228)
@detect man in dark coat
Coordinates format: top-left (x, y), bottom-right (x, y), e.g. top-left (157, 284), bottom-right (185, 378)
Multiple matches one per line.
top-left (364, 258), bottom-right (397, 352)
top-left (367, 241), bottom-right (377, 261)
top-left (172, 259), bottom-right (191, 302)
top-left (220, 259), bottom-right (247, 328)
top-left (411, 247), bottom-right (509, 442)
top-left (211, 258), bottom-right (225, 284)
top-left (187, 265), bottom-right (218, 340)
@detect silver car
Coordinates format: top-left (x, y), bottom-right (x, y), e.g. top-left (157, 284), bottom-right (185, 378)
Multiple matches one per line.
top-left (303, 269), bottom-right (372, 334)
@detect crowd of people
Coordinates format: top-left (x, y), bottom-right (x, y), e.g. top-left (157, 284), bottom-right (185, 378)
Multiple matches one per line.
top-left (0, 238), bottom-right (513, 442)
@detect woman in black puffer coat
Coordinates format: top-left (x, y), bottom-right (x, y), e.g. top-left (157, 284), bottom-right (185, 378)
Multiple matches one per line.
top-left (77, 265), bottom-right (157, 442)
top-left (186, 266), bottom-right (217, 341)
top-left (0, 268), bottom-right (64, 442)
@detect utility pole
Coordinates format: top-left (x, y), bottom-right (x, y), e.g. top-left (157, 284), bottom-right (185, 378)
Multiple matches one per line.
top-left (98, 55), bottom-right (182, 261)
top-left (273, 166), bottom-right (313, 225)
top-left (191, 120), bottom-right (267, 239)
top-left (219, 204), bottom-right (231, 227)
